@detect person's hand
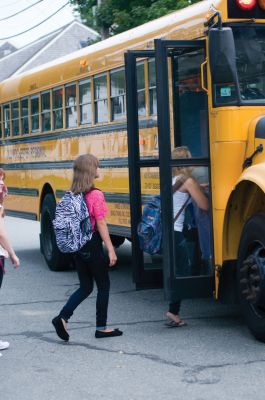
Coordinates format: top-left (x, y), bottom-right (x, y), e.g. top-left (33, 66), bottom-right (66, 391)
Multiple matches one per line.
top-left (10, 253), bottom-right (20, 268)
top-left (108, 249), bottom-right (117, 267)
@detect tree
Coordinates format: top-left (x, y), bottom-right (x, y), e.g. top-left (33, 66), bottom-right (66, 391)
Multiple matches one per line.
top-left (70, 0), bottom-right (202, 39)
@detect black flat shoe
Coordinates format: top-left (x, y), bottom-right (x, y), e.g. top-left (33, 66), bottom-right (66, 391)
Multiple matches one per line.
top-left (52, 316), bottom-right (69, 342)
top-left (95, 328), bottom-right (123, 338)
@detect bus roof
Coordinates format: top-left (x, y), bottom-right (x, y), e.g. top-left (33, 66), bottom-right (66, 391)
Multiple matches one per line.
top-left (0, 0), bottom-right (222, 101)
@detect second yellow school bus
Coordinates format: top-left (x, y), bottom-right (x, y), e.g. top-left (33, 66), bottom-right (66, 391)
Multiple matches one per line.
top-left (2, 0), bottom-right (265, 340)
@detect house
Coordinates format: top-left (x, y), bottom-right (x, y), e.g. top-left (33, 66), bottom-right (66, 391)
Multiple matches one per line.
top-left (0, 42), bottom-right (17, 59)
top-left (0, 20), bottom-right (99, 81)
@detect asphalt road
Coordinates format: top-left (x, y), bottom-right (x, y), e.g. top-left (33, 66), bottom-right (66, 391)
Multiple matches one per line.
top-left (1, 217), bottom-right (265, 400)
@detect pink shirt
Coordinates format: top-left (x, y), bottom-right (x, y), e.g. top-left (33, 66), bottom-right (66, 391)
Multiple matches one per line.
top-left (85, 189), bottom-right (108, 232)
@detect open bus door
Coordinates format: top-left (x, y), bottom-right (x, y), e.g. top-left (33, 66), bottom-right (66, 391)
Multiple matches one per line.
top-left (125, 49), bottom-right (163, 289)
top-left (125, 39), bottom-right (215, 297)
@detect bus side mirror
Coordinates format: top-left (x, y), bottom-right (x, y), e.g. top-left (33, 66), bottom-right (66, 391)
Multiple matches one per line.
top-left (209, 27), bottom-right (237, 84)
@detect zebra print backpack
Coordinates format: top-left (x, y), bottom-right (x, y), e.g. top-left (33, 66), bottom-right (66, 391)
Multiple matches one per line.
top-left (52, 191), bottom-right (93, 253)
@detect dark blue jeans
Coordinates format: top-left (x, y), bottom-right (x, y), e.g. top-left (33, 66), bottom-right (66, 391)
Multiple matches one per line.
top-left (169, 231), bottom-right (187, 315)
top-left (169, 301), bottom-right (181, 315)
top-left (59, 232), bottom-right (110, 329)
top-left (0, 257), bottom-right (5, 289)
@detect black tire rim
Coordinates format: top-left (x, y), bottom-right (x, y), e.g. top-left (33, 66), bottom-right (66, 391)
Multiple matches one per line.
top-left (239, 241), bottom-right (265, 318)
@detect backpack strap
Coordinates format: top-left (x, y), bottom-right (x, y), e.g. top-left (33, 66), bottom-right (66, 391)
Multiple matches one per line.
top-left (173, 195), bottom-right (191, 223)
top-left (172, 174), bottom-right (188, 194)
top-left (172, 175), bottom-right (190, 223)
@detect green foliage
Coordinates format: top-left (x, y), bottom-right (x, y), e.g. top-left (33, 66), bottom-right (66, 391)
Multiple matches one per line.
top-left (71, 0), bottom-right (202, 38)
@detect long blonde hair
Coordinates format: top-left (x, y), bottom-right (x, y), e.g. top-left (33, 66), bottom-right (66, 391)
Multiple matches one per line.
top-left (171, 146), bottom-right (192, 177)
top-left (70, 154), bottom-right (99, 194)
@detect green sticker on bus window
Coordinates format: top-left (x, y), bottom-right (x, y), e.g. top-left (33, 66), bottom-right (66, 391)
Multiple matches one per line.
top-left (220, 87), bottom-right (231, 97)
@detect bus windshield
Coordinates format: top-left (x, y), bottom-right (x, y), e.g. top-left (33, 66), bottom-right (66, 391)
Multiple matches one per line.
top-left (233, 26), bottom-right (265, 102)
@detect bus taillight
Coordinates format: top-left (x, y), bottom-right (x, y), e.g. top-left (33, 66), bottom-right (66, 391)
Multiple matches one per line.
top-left (236, 0), bottom-right (256, 10)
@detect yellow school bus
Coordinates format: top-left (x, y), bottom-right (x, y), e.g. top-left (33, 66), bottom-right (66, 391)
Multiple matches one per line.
top-left (2, 0), bottom-right (265, 340)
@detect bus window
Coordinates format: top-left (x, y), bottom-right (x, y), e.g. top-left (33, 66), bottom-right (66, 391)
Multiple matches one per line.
top-left (11, 100), bottom-right (19, 136)
top-left (233, 26), bottom-right (265, 102)
top-left (30, 95), bottom-right (40, 133)
top-left (173, 49), bottom-right (208, 157)
top-left (137, 62), bottom-right (146, 116)
top-left (41, 91), bottom-right (51, 132)
top-left (53, 87), bottom-right (63, 130)
top-left (94, 74), bottom-right (108, 124)
top-left (79, 79), bottom-right (91, 125)
top-left (148, 60), bottom-right (157, 116)
top-left (110, 68), bottom-right (126, 121)
top-left (21, 97), bottom-right (29, 135)
top-left (65, 83), bottom-right (77, 128)
top-left (3, 103), bottom-right (10, 138)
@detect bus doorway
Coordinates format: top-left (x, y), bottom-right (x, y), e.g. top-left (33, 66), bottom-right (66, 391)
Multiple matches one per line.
top-left (125, 39), bottom-right (214, 299)
top-left (125, 49), bottom-right (163, 289)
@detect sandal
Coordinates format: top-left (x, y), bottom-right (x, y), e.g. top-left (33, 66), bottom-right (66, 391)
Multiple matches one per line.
top-left (165, 319), bottom-right (187, 328)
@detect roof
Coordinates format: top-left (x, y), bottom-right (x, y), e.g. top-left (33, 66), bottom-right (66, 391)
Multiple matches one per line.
top-left (0, 20), bottom-right (99, 82)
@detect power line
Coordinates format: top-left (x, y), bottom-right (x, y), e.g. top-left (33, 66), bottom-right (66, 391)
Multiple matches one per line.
top-left (0, 0), bottom-right (44, 22)
top-left (0, 2), bottom-right (70, 40)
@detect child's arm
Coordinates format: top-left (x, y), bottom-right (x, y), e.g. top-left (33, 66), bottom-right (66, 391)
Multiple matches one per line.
top-left (0, 207), bottom-right (20, 267)
top-left (96, 218), bottom-right (117, 267)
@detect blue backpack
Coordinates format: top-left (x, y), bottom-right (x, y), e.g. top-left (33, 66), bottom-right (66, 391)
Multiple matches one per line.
top-left (137, 195), bottom-right (162, 255)
top-left (53, 191), bottom-right (93, 253)
top-left (137, 191), bottom-right (190, 255)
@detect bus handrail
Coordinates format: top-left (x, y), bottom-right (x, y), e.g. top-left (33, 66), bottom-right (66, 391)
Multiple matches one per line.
top-left (200, 59), bottom-right (208, 94)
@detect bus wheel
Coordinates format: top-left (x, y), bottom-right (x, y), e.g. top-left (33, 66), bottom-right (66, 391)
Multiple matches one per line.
top-left (40, 194), bottom-right (68, 271)
top-left (110, 235), bottom-right (125, 248)
top-left (237, 213), bottom-right (265, 342)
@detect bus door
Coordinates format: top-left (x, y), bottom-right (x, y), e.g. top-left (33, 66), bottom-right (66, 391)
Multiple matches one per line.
top-left (155, 39), bottom-right (214, 300)
top-left (125, 49), bottom-right (163, 289)
top-left (125, 41), bottom-right (215, 297)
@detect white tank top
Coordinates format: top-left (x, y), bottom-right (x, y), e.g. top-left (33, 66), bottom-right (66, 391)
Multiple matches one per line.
top-left (172, 177), bottom-right (190, 232)
top-left (0, 244), bottom-right (8, 258)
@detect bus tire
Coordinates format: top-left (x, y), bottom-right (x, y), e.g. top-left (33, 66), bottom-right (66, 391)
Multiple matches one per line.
top-left (237, 213), bottom-right (265, 342)
top-left (40, 194), bottom-right (69, 271)
top-left (110, 235), bottom-right (125, 248)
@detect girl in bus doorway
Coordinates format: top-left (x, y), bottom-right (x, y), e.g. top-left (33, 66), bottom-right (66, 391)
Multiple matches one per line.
top-left (166, 147), bottom-right (209, 327)
top-left (0, 169), bottom-right (20, 355)
top-left (52, 154), bottom-right (123, 341)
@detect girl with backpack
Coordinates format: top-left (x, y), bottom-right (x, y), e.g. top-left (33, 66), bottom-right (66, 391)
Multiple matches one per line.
top-left (165, 146), bottom-right (209, 327)
top-left (52, 154), bottom-right (123, 341)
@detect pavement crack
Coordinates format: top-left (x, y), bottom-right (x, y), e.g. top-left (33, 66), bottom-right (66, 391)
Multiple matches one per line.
top-left (182, 358), bottom-right (265, 384)
top-left (4, 328), bottom-right (265, 386)
top-left (0, 289), bottom-right (139, 307)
